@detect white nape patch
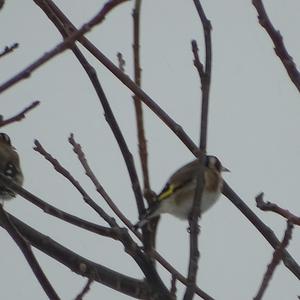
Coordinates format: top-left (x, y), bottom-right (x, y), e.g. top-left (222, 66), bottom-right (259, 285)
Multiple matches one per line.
top-left (208, 156), bottom-right (217, 168)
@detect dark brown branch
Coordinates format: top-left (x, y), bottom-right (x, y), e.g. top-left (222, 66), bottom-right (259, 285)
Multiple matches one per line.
top-left (74, 278), bottom-right (93, 300)
top-left (223, 181), bottom-right (300, 280)
top-left (34, 140), bottom-right (117, 227)
top-left (0, 0), bottom-right (129, 94)
top-left (252, 0), bottom-right (300, 92)
top-left (69, 135), bottom-right (214, 300)
top-left (2, 213), bottom-right (152, 299)
top-left (185, 1), bottom-right (212, 299)
top-left (69, 134), bottom-right (134, 231)
top-left (0, 206), bottom-right (60, 300)
top-left (132, 0), bottom-right (150, 195)
top-left (254, 221), bottom-right (293, 300)
top-left (0, 100), bottom-right (40, 128)
top-left (256, 193), bottom-right (300, 226)
top-left (117, 52), bottom-right (126, 72)
top-left (132, 0), bottom-right (158, 253)
top-left (191, 40), bottom-right (204, 79)
top-left (0, 43), bottom-right (19, 58)
top-left (0, 172), bottom-right (117, 239)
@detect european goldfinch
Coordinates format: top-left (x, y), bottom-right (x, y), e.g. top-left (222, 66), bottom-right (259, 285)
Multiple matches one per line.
top-left (0, 133), bottom-right (23, 201)
top-left (135, 155), bottom-right (229, 228)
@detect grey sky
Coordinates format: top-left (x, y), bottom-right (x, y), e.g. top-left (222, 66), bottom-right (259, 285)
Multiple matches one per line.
top-left (1, 0), bottom-right (299, 299)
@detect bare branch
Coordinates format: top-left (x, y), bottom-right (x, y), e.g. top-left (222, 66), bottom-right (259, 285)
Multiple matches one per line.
top-left (132, 0), bottom-right (150, 195)
top-left (256, 193), bottom-right (300, 226)
top-left (223, 181), bottom-right (300, 280)
top-left (185, 1), bottom-right (212, 299)
top-left (254, 221), bottom-right (294, 300)
top-left (117, 52), bottom-right (126, 72)
top-left (0, 172), bottom-right (117, 239)
top-left (34, 140), bottom-right (117, 227)
top-left (0, 0), bottom-right (129, 94)
top-left (131, 0), bottom-right (158, 252)
top-left (0, 43), bottom-right (19, 59)
top-left (0, 100), bottom-right (40, 128)
top-left (0, 206), bottom-right (59, 300)
top-left (74, 278), bottom-right (93, 300)
top-left (191, 40), bottom-right (204, 79)
top-left (2, 213), bottom-right (152, 299)
top-left (252, 0), bottom-right (300, 92)
top-left (69, 134), bottom-right (134, 230)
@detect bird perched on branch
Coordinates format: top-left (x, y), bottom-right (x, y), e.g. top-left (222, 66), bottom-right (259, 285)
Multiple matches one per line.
top-left (135, 155), bottom-right (229, 228)
top-left (0, 133), bottom-right (23, 201)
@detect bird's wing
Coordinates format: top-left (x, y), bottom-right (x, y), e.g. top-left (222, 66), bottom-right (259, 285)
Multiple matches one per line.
top-left (158, 160), bottom-right (199, 200)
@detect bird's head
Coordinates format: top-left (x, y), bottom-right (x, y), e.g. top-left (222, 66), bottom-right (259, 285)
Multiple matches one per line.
top-left (205, 155), bottom-right (230, 173)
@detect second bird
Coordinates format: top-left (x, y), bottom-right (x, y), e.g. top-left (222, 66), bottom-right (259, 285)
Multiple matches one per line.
top-left (135, 155), bottom-right (229, 228)
top-left (0, 133), bottom-right (23, 202)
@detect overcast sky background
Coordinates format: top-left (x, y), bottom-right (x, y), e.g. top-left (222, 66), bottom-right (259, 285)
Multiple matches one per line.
top-left (1, 0), bottom-right (300, 299)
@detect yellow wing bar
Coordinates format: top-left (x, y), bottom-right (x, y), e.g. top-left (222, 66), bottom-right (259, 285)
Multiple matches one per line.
top-left (158, 184), bottom-right (174, 201)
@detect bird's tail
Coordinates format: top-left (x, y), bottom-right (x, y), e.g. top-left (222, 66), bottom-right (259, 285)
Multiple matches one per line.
top-left (133, 202), bottom-right (160, 229)
top-left (134, 217), bottom-right (150, 229)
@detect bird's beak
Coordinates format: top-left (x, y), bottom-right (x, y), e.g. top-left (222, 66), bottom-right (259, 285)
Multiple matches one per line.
top-left (222, 166), bottom-right (230, 172)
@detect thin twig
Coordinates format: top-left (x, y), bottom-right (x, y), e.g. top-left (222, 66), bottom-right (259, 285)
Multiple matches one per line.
top-left (69, 134), bottom-right (135, 231)
top-left (34, 140), bottom-right (117, 227)
top-left (184, 1), bottom-right (212, 299)
top-left (74, 278), bottom-right (93, 300)
top-left (191, 40), bottom-right (204, 79)
top-left (256, 193), bottom-right (300, 226)
top-left (0, 43), bottom-right (19, 58)
top-left (223, 181), bottom-right (300, 280)
top-left (0, 172), bottom-right (117, 238)
top-left (0, 100), bottom-right (40, 128)
top-left (254, 220), bottom-right (294, 300)
top-left (0, 206), bottom-right (60, 300)
top-left (252, 0), bottom-right (300, 92)
top-left (132, 0), bottom-right (150, 195)
top-left (132, 0), bottom-right (158, 253)
top-left (0, 0), bottom-right (129, 94)
top-left (117, 52), bottom-right (126, 72)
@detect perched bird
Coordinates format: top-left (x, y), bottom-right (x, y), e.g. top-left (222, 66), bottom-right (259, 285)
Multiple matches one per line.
top-left (0, 133), bottom-right (23, 201)
top-left (135, 155), bottom-right (229, 228)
